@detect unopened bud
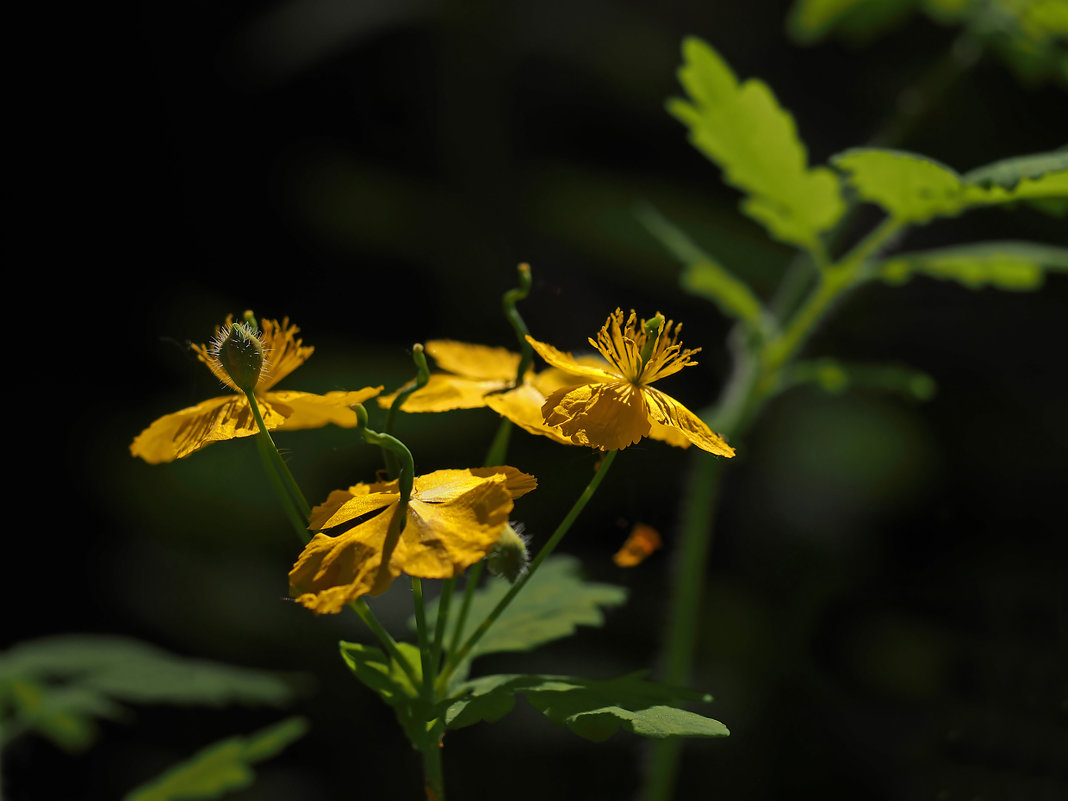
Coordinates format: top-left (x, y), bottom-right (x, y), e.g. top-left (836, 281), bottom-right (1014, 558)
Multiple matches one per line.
top-left (214, 321), bottom-right (264, 392)
top-left (486, 523), bottom-right (529, 583)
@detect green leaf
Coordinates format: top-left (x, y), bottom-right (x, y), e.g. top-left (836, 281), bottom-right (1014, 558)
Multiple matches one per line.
top-left (668, 37), bottom-right (845, 252)
top-left (963, 148), bottom-right (1068, 189)
top-left (122, 717), bottom-right (307, 801)
top-left (446, 673), bottom-right (728, 742)
top-left (634, 202), bottom-right (767, 329)
top-left (876, 240), bottom-right (1068, 290)
top-left (0, 635), bottom-right (301, 707)
top-left (338, 641), bottom-right (436, 747)
top-left (784, 358), bottom-right (937, 401)
top-left (832, 148), bottom-right (1068, 223)
top-left (0, 635), bottom-right (304, 752)
top-left (787, 0), bottom-right (919, 45)
top-left (423, 556), bottom-right (626, 666)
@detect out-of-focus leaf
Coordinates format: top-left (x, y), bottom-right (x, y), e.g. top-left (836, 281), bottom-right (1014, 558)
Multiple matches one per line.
top-left (783, 358), bottom-right (937, 401)
top-left (634, 203), bottom-right (766, 329)
top-left (876, 241), bottom-right (1068, 290)
top-left (668, 37), bottom-right (845, 252)
top-left (421, 556), bottom-right (626, 667)
top-left (122, 717), bottom-right (307, 801)
top-left (787, 0), bottom-right (918, 44)
top-left (0, 635), bottom-right (301, 708)
top-left (833, 148), bottom-right (1068, 223)
top-left (446, 673), bottom-right (728, 741)
top-left (2, 679), bottom-right (125, 752)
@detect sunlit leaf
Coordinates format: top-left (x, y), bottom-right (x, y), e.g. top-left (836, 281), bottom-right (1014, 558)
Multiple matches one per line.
top-left (876, 240), bottom-right (1068, 290)
top-left (634, 202), bottom-right (767, 329)
top-left (446, 673), bottom-right (728, 741)
top-left (122, 717), bottom-right (307, 801)
top-left (338, 641), bottom-right (437, 747)
top-left (668, 37), bottom-right (845, 252)
top-left (787, 0), bottom-right (918, 45)
top-left (833, 148), bottom-right (1068, 223)
top-left (421, 555), bottom-right (626, 665)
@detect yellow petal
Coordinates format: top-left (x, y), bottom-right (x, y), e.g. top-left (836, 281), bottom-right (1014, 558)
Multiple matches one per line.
top-left (257, 318), bottom-right (315, 391)
top-left (643, 387), bottom-right (735, 457)
top-left (466, 466), bottom-right (538, 498)
top-left (267, 387), bottom-right (383, 429)
top-left (425, 340), bottom-right (520, 381)
top-left (377, 373), bottom-right (510, 412)
top-left (484, 384), bottom-right (577, 446)
top-left (290, 469), bottom-right (520, 613)
top-left (130, 396), bottom-right (285, 463)
top-left (526, 336), bottom-right (620, 383)
top-left (542, 382), bottom-right (650, 451)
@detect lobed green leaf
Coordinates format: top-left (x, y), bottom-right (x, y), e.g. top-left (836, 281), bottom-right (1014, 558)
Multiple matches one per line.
top-left (832, 147), bottom-right (1068, 223)
top-left (122, 717), bottom-right (307, 801)
top-left (421, 555), bottom-right (626, 666)
top-left (634, 202), bottom-right (766, 329)
top-left (446, 673), bottom-right (728, 742)
top-left (668, 37), bottom-right (845, 252)
top-left (876, 240), bottom-right (1068, 290)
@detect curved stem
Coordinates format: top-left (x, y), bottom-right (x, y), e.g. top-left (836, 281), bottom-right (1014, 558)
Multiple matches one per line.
top-left (436, 450), bottom-right (618, 693)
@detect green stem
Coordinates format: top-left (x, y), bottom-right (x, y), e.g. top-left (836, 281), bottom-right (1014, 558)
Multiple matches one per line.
top-left (244, 390), bottom-right (311, 518)
top-left (349, 599), bottom-right (421, 689)
top-left (447, 560), bottom-right (484, 659)
top-left (411, 578), bottom-right (434, 697)
top-left (421, 737), bottom-right (446, 801)
top-left (483, 418), bottom-right (513, 466)
top-left (436, 450), bottom-right (618, 693)
top-left (430, 578), bottom-right (455, 673)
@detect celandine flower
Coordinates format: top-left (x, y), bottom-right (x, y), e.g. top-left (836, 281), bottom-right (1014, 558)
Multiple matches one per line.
top-left (131, 316), bottom-right (382, 463)
top-left (526, 309), bottom-right (736, 455)
top-left (289, 467), bottom-right (537, 613)
top-left (377, 340), bottom-right (521, 412)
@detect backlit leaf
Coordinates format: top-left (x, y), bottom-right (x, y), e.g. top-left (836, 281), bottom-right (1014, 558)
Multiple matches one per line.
top-left (668, 37), bottom-right (845, 251)
top-left (876, 240), bottom-right (1068, 290)
top-left (833, 148), bottom-right (1068, 223)
top-left (421, 555), bottom-right (626, 664)
top-left (123, 717), bottom-right (307, 801)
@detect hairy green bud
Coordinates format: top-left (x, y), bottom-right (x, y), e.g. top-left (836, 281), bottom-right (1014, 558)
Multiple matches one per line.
top-left (486, 523), bottom-right (529, 583)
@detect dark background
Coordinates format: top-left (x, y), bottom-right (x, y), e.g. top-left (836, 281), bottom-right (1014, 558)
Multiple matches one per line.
top-left (10, 1), bottom-right (1066, 799)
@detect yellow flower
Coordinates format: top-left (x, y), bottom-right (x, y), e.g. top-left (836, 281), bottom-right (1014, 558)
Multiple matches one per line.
top-left (377, 340), bottom-right (521, 412)
top-left (289, 467), bottom-right (537, 613)
top-left (131, 316), bottom-right (382, 463)
top-left (526, 309), bottom-right (736, 455)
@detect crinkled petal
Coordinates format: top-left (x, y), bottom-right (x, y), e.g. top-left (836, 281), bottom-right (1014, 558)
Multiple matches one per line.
top-left (377, 373), bottom-right (510, 412)
top-left (267, 387), bottom-right (382, 429)
top-left (290, 471), bottom-right (518, 613)
top-left (643, 387), bottom-right (735, 457)
top-left (465, 466), bottom-right (538, 498)
top-left (425, 340), bottom-right (520, 381)
top-left (526, 336), bottom-right (621, 383)
top-left (484, 384), bottom-right (577, 446)
top-left (542, 382), bottom-right (650, 451)
top-left (130, 395), bottom-right (285, 464)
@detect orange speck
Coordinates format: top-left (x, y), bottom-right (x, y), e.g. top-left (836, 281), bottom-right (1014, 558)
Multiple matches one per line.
top-left (612, 523), bottom-right (662, 567)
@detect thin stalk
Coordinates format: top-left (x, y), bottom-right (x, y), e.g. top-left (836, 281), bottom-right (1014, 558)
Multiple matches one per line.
top-left (254, 433), bottom-right (310, 544)
top-left (484, 418), bottom-right (513, 467)
top-left (349, 599), bottom-right (421, 689)
top-left (411, 578), bottom-right (434, 696)
top-left (430, 578), bottom-right (455, 673)
top-left (243, 390), bottom-right (311, 519)
top-left (447, 561), bottom-right (484, 659)
top-left (436, 450), bottom-right (618, 693)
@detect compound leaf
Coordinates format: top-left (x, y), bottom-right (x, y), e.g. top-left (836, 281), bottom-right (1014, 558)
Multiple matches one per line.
top-left (668, 37), bottom-right (845, 252)
top-left (446, 673), bottom-right (728, 742)
top-left (122, 717), bottom-right (307, 801)
top-left (876, 240), bottom-right (1068, 290)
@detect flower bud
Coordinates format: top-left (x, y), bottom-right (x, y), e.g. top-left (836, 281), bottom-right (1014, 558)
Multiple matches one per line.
top-left (214, 321), bottom-right (265, 392)
top-left (486, 523), bottom-right (529, 583)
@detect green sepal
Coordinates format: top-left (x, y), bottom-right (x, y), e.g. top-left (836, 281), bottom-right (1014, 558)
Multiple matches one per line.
top-left (122, 717), bottom-right (308, 801)
top-left (445, 672), bottom-right (729, 742)
top-left (875, 240), bottom-right (1068, 290)
top-left (668, 36), bottom-right (845, 253)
